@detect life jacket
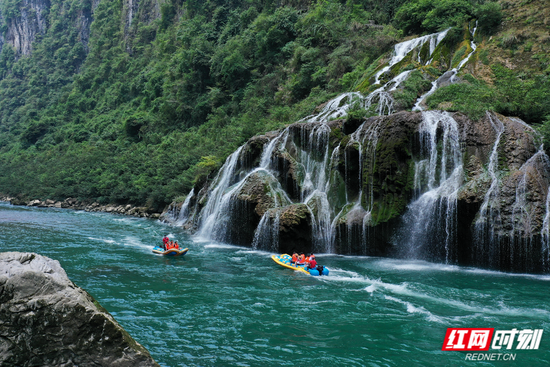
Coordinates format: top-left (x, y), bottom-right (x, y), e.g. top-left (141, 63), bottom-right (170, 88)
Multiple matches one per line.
top-left (291, 254), bottom-right (297, 262)
top-left (174, 243), bottom-right (179, 249)
top-left (166, 242), bottom-right (173, 250)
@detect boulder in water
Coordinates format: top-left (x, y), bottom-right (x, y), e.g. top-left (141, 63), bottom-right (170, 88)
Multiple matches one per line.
top-left (0, 252), bottom-right (159, 367)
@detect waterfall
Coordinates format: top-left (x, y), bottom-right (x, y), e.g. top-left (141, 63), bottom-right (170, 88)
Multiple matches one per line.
top-left (542, 188), bottom-right (550, 269)
top-left (450, 22), bottom-right (478, 83)
top-left (301, 29), bottom-right (450, 123)
top-left (475, 113), bottom-right (505, 229)
top-left (349, 119), bottom-right (382, 215)
top-left (197, 146), bottom-right (245, 239)
top-left (509, 148), bottom-right (550, 270)
top-left (374, 29), bottom-right (450, 84)
top-left (252, 209), bottom-right (281, 252)
top-left (413, 23), bottom-right (477, 111)
top-left (394, 111), bottom-right (463, 262)
top-left (511, 151), bottom-right (549, 236)
top-left (300, 92), bottom-right (364, 123)
top-left (298, 123), bottom-right (334, 252)
top-left (169, 24), bottom-right (548, 273)
top-left (176, 188), bottom-right (195, 224)
top-left (473, 113), bottom-right (505, 267)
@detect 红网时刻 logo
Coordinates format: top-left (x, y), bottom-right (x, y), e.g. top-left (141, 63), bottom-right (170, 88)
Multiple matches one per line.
top-left (442, 328), bottom-right (543, 361)
top-left (442, 328), bottom-right (543, 351)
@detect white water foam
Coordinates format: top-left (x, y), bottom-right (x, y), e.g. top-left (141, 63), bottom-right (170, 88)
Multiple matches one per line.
top-left (385, 295), bottom-right (444, 323)
top-left (87, 236), bottom-right (117, 244)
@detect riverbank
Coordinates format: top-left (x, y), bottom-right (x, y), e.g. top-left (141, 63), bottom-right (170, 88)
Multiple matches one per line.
top-left (0, 195), bottom-right (161, 219)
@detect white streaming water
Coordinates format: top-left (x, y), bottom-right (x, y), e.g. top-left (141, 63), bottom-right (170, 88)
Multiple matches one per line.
top-left (476, 113), bottom-right (505, 230)
top-left (251, 209), bottom-right (281, 251)
top-left (473, 113), bottom-right (506, 266)
top-left (171, 26), bottom-right (546, 273)
top-left (176, 188), bottom-right (195, 224)
top-left (395, 111), bottom-right (463, 262)
top-left (300, 92), bottom-right (364, 123)
top-left (413, 23), bottom-right (477, 111)
top-left (301, 29), bottom-right (450, 123)
top-left (197, 146), bottom-right (245, 238)
top-left (374, 29), bottom-right (450, 84)
top-left (542, 187), bottom-right (550, 268)
top-left (510, 149), bottom-right (550, 268)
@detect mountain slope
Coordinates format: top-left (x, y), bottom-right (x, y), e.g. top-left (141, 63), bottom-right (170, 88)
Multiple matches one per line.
top-left (0, 0), bottom-right (548, 211)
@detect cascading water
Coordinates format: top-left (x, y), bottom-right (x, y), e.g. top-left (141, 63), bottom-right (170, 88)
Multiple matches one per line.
top-left (168, 26), bottom-right (550, 273)
top-left (301, 92), bottom-right (364, 123)
top-left (511, 151), bottom-right (549, 236)
top-left (374, 29), bottom-right (450, 84)
top-left (198, 133), bottom-right (294, 244)
top-left (251, 209), bottom-right (281, 252)
top-left (413, 24), bottom-right (477, 111)
top-left (333, 119), bottom-right (383, 253)
top-left (176, 188), bottom-right (195, 224)
top-left (450, 22), bottom-right (478, 83)
top-left (473, 113), bottom-right (505, 267)
top-left (507, 148), bottom-right (550, 270)
top-left (302, 29), bottom-right (450, 123)
top-left (197, 146), bottom-right (245, 240)
top-left (542, 187), bottom-right (550, 269)
top-left (297, 124), bottom-right (334, 252)
top-left (394, 111), bottom-right (463, 262)
top-left (180, 27), bottom-right (462, 252)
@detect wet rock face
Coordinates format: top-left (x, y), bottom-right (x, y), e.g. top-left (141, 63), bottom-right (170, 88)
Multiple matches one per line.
top-left (0, 252), bottom-right (159, 367)
top-left (166, 109), bottom-right (550, 273)
top-left (278, 204), bottom-right (312, 254)
top-left (237, 135), bottom-right (270, 172)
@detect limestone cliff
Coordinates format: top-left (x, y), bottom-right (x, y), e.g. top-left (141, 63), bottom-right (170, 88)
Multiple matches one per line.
top-left (0, 0), bottom-right (50, 55)
top-left (0, 0), bottom-right (160, 56)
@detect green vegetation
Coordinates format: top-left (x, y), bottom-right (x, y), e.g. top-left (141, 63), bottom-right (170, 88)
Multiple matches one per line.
top-left (0, 0), bottom-right (547, 210)
top-left (426, 67), bottom-right (550, 123)
top-left (0, 0), bottom-right (402, 209)
top-left (393, 70), bottom-right (433, 109)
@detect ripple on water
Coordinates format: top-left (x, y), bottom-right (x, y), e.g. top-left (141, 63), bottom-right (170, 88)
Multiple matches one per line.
top-left (1, 204), bottom-right (549, 366)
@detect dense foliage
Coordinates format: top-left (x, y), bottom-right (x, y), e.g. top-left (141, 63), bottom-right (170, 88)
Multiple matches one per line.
top-left (0, 0), bottom-right (546, 210)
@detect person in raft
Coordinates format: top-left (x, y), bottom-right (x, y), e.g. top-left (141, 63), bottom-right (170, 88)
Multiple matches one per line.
top-left (291, 252), bottom-right (298, 265)
top-left (174, 241), bottom-right (179, 250)
top-left (162, 235), bottom-right (169, 250)
top-left (297, 253), bottom-right (305, 265)
top-left (307, 254), bottom-right (317, 270)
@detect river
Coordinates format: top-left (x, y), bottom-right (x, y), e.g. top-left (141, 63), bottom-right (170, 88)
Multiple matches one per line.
top-left (1, 202), bottom-right (549, 366)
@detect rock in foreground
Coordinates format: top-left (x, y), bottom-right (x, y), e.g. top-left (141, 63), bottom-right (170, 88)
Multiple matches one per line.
top-left (0, 252), bottom-right (159, 367)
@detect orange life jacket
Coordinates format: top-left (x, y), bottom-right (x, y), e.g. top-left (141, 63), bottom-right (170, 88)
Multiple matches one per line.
top-left (291, 254), bottom-right (297, 262)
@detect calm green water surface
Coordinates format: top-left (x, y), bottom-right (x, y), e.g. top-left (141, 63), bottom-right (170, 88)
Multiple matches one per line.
top-left (1, 203), bottom-right (549, 366)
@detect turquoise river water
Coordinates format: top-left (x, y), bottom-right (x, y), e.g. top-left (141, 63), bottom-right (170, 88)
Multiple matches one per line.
top-left (1, 202), bottom-right (549, 366)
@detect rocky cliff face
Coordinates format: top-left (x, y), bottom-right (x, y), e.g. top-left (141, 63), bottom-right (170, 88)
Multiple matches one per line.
top-left (164, 110), bottom-right (550, 273)
top-left (0, 252), bottom-right (159, 366)
top-left (0, 0), bottom-right (160, 56)
top-left (0, 0), bottom-right (50, 55)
